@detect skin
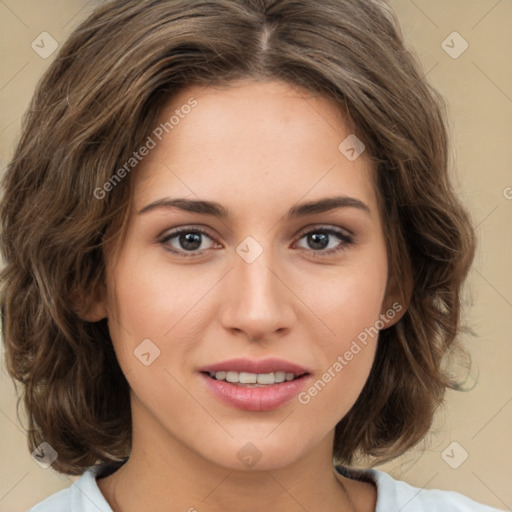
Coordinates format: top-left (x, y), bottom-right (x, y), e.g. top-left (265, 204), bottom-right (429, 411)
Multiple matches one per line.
top-left (86, 78), bottom-right (406, 512)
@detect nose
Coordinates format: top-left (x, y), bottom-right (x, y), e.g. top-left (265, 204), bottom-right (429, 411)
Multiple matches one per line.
top-left (218, 246), bottom-right (297, 342)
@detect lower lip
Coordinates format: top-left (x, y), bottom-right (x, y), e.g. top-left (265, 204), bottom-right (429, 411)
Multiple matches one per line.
top-left (200, 372), bottom-right (312, 411)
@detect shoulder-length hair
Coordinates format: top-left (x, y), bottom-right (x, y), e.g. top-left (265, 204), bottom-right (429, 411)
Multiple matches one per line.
top-left (1, 0), bottom-right (475, 475)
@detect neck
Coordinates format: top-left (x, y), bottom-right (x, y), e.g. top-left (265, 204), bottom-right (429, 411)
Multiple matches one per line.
top-left (96, 395), bottom-right (370, 512)
top-left (97, 435), bottom-right (360, 511)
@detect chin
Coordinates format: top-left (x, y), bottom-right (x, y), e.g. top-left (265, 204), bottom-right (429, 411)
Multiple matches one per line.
top-left (195, 435), bottom-right (313, 473)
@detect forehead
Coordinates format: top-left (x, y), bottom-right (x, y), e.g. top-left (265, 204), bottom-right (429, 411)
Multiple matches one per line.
top-left (132, 79), bottom-right (378, 219)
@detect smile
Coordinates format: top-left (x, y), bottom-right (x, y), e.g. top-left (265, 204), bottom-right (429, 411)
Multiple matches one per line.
top-left (200, 371), bottom-right (312, 411)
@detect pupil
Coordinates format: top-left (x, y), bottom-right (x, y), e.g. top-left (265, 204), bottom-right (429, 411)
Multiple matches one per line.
top-left (309, 232), bottom-right (328, 250)
top-left (180, 232), bottom-right (201, 250)
top-left (179, 232), bottom-right (329, 252)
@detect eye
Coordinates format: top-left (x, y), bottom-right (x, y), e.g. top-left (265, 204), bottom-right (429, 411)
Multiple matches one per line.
top-left (294, 226), bottom-right (353, 256)
top-left (158, 225), bottom-right (354, 259)
top-left (159, 227), bottom-right (218, 258)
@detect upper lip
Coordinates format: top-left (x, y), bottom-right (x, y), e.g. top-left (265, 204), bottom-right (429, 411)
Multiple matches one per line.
top-left (199, 357), bottom-right (311, 375)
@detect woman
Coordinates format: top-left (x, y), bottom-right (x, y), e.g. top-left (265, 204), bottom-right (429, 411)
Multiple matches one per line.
top-left (1, 0), bottom-right (503, 510)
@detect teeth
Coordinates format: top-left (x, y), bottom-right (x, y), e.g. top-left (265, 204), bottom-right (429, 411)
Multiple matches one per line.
top-left (208, 370), bottom-right (301, 384)
top-left (239, 372), bottom-right (257, 384)
top-left (226, 371), bottom-right (238, 383)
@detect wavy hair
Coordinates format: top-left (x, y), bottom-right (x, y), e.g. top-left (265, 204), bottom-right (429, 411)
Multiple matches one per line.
top-left (0, 0), bottom-right (476, 475)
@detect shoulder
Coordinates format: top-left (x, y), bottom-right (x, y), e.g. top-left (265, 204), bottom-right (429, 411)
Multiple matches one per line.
top-left (370, 469), bottom-right (506, 512)
top-left (335, 465), bottom-right (506, 512)
top-left (28, 466), bottom-right (113, 512)
top-left (28, 487), bottom-right (70, 512)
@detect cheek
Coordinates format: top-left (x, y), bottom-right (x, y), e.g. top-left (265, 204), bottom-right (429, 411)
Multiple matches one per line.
top-left (105, 248), bottom-right (217, 379)
top-left (309, 251), bottom-right (388, 347)
top-left (109, 251), bottom-right (200, 336)
top-left (300, 253), bottom-right (387, 410)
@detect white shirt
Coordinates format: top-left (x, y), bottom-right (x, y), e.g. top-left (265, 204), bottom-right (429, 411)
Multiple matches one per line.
top-left (29, 462), bottom-right (505, 511)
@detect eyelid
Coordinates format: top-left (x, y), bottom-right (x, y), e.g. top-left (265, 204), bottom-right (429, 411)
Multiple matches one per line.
top-left (158, 223), bottom-right (353, 241)
top-left (157, 224), bottom-right (215, 241)
top-left (158, 223), bottom-right (354, 258)
top-left (158, 226), bottom-right (218, 256)
top-left (293, 223), bottom-right (353, 239)
top-left (291, 224), bottom-right (354, 255)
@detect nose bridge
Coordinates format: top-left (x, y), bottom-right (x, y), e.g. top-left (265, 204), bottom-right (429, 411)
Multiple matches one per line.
top-left (219, 239), bottom-right (295, 339)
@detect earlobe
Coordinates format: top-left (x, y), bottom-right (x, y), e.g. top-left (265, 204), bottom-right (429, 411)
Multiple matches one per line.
top-left (72, 284), bottom-right (109, 322)
top-left (80, 301), bottom-right (109, 322)
top-left (380, 268), bottom-right (412, 328)
top-left (380, 300), bottom-right (407, 329)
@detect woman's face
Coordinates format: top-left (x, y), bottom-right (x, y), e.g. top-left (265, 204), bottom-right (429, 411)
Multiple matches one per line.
top-left (94, 78), bottom-right (403, 471)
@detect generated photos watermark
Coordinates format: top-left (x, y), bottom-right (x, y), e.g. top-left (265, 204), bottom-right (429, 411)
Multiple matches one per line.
top-left (298, 301), bottom-right (403, 405)
top-left (94, 97), bottom-right (198, 200)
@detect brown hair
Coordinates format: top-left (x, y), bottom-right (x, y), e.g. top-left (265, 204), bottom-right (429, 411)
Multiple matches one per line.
top-left (0, 0), bottom-right (476, 475)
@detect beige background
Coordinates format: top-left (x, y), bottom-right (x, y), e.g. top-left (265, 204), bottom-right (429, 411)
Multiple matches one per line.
top-left (0, 1), bottom-right (511, 511)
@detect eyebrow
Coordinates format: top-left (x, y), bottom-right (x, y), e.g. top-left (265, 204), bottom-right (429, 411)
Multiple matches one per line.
top-left (138, 195), bottom-right (371, 219)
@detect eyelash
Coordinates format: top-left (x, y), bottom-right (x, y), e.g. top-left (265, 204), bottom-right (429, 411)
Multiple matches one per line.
top-left (158, 225), bottom-right (354, 259)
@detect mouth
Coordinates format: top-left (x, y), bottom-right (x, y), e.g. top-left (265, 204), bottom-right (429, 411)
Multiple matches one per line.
top-left (198, 357), bottom-right (313, 411)
top-left (199, 369), bottom-right (312, 411)
top-left (201, 370), bottom-right (309, 387)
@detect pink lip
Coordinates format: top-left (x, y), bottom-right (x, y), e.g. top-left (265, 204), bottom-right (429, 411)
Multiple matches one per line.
top-left (199, 372), bottom-right (312, 411)
top-left (198, 357), bottom-right (310, 375)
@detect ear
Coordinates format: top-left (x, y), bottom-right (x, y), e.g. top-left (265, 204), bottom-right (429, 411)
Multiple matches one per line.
top-left (72, 282), bottom-right (109, 322)
top-left (379, 267), bottom-right (412, 329)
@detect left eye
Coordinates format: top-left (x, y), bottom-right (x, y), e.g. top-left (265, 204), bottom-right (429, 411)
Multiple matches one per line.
top-left (295, 227), bottom-right (353, 255)
top-left (159, 226), bottom-right (353, 258)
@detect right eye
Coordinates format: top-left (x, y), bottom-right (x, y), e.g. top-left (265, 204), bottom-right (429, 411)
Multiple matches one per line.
top-left (159, 227), bottom-right (221, 258)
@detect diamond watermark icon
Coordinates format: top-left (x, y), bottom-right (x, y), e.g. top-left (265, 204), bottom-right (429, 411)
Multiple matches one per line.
top-left (31, 32), bottom-right (58, 59)
top-left (32, 442), bottom-right (58, 469)
top-left (236, 236), bottom-right (263, 264)
top-left (338, 134), bottom-right (365, 161)
top-left (441, 32), bottom-right (468, 59)
top-left (441, 441), bottom-right (469, 469)
top-left (134, 338), bottom-right (161, 366)
top-left (237, 442), bottom-right (262, 468)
